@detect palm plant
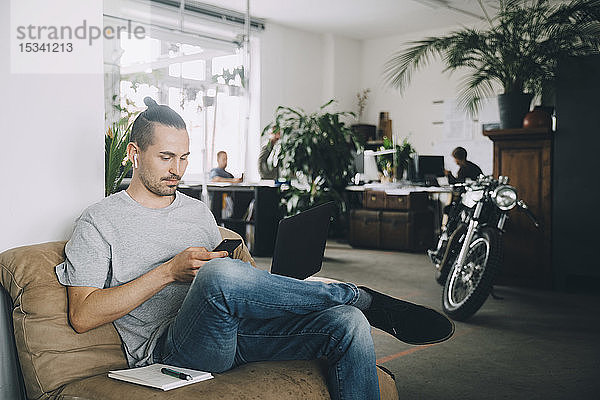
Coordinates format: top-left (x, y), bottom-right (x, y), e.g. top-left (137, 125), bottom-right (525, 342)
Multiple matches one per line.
top-left (383, 0), bottom-right (600, 117)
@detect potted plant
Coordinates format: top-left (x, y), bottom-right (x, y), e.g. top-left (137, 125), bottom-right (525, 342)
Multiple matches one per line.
top-left (376, 136), bottom-right (415, 181)
top-left (383, 0), bottom-right (600, 128)
top-left (262, 100), bottom-right (361, 236)
top-left (105, 95), bottom-right (139, 196)
top-left (351, 88), bottom-right (376, 143)
top-left (105, 122), bottom-right (132, 197)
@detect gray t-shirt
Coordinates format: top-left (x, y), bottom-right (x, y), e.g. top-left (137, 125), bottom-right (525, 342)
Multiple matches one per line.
top-left (55, 190), bottom-right (222, 367)
top-left (209, 167), bottom-right (234, 179)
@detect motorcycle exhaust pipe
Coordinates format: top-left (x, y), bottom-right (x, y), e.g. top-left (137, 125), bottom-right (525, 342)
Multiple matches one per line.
top-left (437, 223), bottom-right (467, 270)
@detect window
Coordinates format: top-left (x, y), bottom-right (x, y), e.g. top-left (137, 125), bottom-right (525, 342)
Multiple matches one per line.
top-left (104, 0), bottom-right (260, 183)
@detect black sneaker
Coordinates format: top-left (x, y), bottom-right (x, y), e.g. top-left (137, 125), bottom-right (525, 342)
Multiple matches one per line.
top-left (359, 286), bottom-right (454, 345)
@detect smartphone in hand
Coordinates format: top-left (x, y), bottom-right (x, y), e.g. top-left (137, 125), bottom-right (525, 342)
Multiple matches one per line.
top-left (212, 239), bottom-right (242, 258)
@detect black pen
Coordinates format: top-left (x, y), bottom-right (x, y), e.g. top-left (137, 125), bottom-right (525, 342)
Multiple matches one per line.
top-left (161, 367), bottom-right (192, 381)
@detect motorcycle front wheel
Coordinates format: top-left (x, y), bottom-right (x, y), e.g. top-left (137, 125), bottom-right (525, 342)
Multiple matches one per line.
top-left (442, 227), bottom-right (502, 321)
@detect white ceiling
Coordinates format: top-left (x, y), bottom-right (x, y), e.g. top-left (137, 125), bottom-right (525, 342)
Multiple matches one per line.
top-left (200, 0), bottom-right (496, 39)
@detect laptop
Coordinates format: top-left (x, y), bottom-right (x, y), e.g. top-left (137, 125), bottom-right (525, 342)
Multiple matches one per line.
top-left (270, 202), bottom-right (336, 280)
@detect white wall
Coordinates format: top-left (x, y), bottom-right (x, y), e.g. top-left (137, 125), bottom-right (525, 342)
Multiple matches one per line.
top-left (259, 24), bottom-right (362, 125)
top-left (331, 35), bottom-right (362, 115)
top-left (361, 27), bottom-right (494, 176)
top-left (259, 23), bottom-right (325, 129)
top-left (0, 1), bottom-right (105, 252)
top-left (258, 22), bottom-right (493, 177)
top-left (322, 34), bottom-right (362, 115)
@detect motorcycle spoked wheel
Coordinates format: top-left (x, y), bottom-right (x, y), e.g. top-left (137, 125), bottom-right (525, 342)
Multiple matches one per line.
top-left (442, 227), bottom-right (502, 321)
top-left (434, 224), bottom-right (467, 286)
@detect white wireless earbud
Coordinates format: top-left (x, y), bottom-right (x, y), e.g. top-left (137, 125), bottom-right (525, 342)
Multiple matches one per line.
top-left (133, 154), bottom-right (138, 169)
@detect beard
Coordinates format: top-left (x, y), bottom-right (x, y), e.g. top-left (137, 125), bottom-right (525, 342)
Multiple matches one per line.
top-left (138, 167), bottom-right (180, 197)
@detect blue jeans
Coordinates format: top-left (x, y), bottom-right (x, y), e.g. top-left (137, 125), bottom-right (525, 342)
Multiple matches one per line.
top-left (153, 258), bottom-right (380, 400)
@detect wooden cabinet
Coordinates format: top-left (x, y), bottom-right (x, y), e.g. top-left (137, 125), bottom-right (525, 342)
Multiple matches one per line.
top-left (363, 190), bottom-right (429, 211)
top-left (349, 191), bottom-right (434, 252)
top-left (349, 209), bottom-right (381, 248)
top-left (483, 128), bottom-right (553, 288)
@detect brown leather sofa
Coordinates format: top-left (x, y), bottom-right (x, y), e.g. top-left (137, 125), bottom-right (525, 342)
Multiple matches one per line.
top-left (0, 227), bottom-right (398, 400)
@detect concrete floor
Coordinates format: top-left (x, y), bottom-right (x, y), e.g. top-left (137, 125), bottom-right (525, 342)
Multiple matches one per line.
top-left (254, 241), bottom-right (600, 400)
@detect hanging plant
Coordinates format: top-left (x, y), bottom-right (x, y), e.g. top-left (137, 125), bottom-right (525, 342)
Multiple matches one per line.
top-left (212, 66), bottom-right (245, 89)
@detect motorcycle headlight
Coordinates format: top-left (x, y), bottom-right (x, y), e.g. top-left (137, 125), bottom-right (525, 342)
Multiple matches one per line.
top-left (492, 185), bottom-right (517, 210)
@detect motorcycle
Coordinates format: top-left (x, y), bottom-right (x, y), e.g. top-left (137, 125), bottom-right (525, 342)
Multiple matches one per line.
top-left (428, 175), bottom-right (539, 321)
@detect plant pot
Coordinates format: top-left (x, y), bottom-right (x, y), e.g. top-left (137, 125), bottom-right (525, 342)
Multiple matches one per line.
top-left (523, 106), bottom-right (552, 129)
top-left (497, 93), bottom-right (534, 129)
top-left (351, 124), bottom-right (376, 143)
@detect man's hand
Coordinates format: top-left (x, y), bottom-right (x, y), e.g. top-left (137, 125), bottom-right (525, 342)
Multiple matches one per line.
top-left (164, 247), bottom-right (228, 283)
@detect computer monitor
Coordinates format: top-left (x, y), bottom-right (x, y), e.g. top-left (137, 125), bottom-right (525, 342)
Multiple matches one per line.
top-left (416, 155), bottom-right (445, 183)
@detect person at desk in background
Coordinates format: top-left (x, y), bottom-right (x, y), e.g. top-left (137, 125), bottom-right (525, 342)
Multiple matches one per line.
top-left (258, 126), bottom-right (280, 180)
top-left (444, 147), bottom-right (483, 183)
top-left (210, 151), bottom-right (243, 183)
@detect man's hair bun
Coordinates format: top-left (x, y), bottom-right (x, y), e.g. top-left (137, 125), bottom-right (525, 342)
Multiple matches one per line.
top-left (143, 97), bottom-right (159, 108)
top-left (131, 96), bottom-right (187, 151)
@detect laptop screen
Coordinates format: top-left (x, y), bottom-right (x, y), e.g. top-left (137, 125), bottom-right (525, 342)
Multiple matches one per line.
top-left (270, 202), bottom-right (335, 280)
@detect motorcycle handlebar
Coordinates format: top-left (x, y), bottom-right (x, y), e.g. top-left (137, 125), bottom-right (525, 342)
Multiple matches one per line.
top-left (517, 200), bottom-right (540, 228)
top-left (451, 176), bottom-right (493, 190)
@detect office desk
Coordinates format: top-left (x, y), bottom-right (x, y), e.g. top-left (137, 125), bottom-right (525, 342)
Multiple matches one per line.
top-left (179, 183), bottom-right (280, 256)
top-left (346, 183), bottom-right (452, 195)
top-left (346, 183), bottom-right (452, 251)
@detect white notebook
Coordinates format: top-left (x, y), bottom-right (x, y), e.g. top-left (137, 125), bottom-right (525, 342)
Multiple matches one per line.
top-left (108, 363), bottom-right (213, 391)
